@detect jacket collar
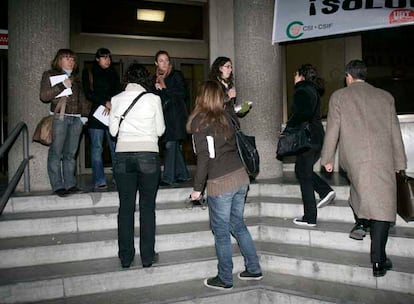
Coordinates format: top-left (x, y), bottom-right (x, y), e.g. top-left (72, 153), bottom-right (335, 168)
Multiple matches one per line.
top-left (125, 83), bottom-right (146, 92)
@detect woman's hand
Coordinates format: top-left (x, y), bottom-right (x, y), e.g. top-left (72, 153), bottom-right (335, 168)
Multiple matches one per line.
top-left (191, 191), bottom-right (202, 201)
top-left (103, 101), bottom-right (111, 115)
top-left (156, 76), bottom-right (166, 90)
top-left (63, 78), bottom-right (72, 88)
top-left (228, 87), bottom-right (236, 99)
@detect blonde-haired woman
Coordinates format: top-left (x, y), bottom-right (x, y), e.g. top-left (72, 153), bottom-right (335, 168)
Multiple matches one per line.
top-left (187, 80), bottom-right (262, 290)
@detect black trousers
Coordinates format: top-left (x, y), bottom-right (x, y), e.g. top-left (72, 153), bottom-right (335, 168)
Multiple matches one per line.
top-left (295, 146), bottom-right (333, 224)
top-left (114, 152), bottom-right (161, 265)
top-left (353, 214), bottom-right (391, 264)
top-left (370, 220), bottom-right (391, 263)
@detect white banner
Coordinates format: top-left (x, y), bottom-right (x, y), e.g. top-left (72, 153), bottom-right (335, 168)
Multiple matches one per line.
top-left (272, 0), bottom-right (414, 43)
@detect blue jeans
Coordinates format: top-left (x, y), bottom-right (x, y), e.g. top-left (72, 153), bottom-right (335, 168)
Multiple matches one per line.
top-left (89, 128), bottom-right (116, 187)
top-left (162, 141), bottom-right (190, 184)
top-left (47, 116), bottom-right (83, 191)
top-left (114, 152), bottom-right (161, 265)
top-left (208, 184), bottom-right (261, 285)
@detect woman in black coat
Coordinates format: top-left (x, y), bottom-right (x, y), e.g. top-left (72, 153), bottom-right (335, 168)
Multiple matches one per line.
top-left (152, 50), bottom-right (190, 186)
top-left (288, 64), bottom-right (335, 227)
top-left (82, 48), bottom-right (122, 190)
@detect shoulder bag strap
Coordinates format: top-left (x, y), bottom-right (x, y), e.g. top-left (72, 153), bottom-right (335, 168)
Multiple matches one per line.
top-left (118, 91), bottom-right (148, 130)
top-left (224, 111), bottom-right (240, 131)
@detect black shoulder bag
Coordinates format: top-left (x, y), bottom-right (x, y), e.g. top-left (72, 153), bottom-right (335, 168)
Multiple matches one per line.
top-left (276, 88), bottom-right (318, 161)
top-left (226, 113), bottom-right (260, 179)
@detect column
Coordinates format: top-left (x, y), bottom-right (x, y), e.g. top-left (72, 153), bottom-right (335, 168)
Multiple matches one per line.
top-left (234, 0), bottom-right (283, 178)
top-left (8, 0), bottom-right (70, 191)
top-left (208, 0), bottom-right (235, 65)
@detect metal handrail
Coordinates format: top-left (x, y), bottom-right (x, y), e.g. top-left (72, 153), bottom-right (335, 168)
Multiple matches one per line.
top-left (0, 122), bottom-right (30, 215)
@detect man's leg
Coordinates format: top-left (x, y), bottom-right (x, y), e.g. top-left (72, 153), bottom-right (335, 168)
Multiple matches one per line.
top-left (370, 220), bottom-right (392, 277)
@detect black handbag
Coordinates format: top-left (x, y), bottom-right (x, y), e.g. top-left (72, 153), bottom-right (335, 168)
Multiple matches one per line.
top-left (276, 123), bottom-right (312, 161)
top-left (396, 171), bottom-right (414, 222)
top-left (226, 113), bottom-right (260, 178)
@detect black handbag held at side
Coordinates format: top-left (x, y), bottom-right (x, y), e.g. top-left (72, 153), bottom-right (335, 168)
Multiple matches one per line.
top-left (396, 171), bottom-right (414, 222)
top-left (276, 122), bottom-right (312, 161)
top-left (226, 113), bottom-right (260, 179)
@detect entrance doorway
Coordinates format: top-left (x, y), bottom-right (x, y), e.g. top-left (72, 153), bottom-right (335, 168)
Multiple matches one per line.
top-left (77, 54), bottom-right (207, 175)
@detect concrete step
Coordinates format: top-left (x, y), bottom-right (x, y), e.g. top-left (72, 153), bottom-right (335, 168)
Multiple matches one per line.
top-left (0, 247), bottom-right (241, 303)
top-left (29, 272), bottom-right (414, 304)
top-left (260, 217), bottom-right (414, 258)
top-left (1, 214), bottom-right (413, 269)
top-left (3, 183), bottom-right (351, 215)
top-left (0, 201), bottom-right (224, 238)
top-left (1, 243), bottom-right (413, 303)
top-left (3, 187), bottom-right (194, 214)
top-left (2, 183), bottom-right (414, 303)
top-left (1, 210), bottom-right (413, 269)
top-left (261, 242), bottom-right (414, 296)
top-left (2, 195), bottom-right (413, 240)
top-left (0, 220), bottom-right (258, 269)
top-left (256, 196), bottom-right (414, 227)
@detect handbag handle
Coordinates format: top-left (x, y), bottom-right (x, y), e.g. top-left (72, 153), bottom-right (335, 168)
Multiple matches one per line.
top-left (116, 91), bottom-right (148, 138)
top-left (224, 111), bottom-right (240, 131)
top-left (118, 91), bottom-right (148, 129)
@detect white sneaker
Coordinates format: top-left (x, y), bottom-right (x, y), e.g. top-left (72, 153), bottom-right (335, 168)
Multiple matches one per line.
top-left (317, 191), bottom-right (336, 208)
top-left (293, 217), bottom-right (316, 227)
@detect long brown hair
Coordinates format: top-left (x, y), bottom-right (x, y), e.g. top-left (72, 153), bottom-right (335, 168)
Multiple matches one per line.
top-left (186, 80), bottom-right (230, 135)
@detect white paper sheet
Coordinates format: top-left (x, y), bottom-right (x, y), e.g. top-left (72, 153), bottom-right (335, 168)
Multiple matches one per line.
top-left (49, 74), bottom-right (72, 98)
top-left (93, 105), bottom-right (109, 126)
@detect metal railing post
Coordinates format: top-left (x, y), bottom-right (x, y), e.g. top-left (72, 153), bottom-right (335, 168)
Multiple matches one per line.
top-left (22, 125), bottom-right (30, 192)
top-left (0, 122), bottom-right (31, 215)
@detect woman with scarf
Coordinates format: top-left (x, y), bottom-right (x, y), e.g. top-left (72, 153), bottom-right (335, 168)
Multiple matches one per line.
top-left (153, 50), bottom-right (190, 186)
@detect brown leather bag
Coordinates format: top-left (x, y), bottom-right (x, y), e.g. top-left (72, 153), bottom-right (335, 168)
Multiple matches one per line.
top-left (32, 115), bottom-right (53, 146)
top-left (396, 171), bottom-right (414, 222)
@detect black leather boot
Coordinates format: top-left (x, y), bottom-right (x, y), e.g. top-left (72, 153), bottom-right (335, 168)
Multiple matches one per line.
top-left (372, 258), bottom-right (392, 277)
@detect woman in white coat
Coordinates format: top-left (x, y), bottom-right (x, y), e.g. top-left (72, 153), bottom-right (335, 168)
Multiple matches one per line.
top-left (109, 63), bottom-right (165, 268)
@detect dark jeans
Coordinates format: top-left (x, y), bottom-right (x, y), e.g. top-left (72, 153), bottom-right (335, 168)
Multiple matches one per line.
top-left (295, 146), bottom-right (333, 224)
top-left (162, 140), bottom-right (190, 184)
top-left (113, 152), bottom-right (161, 265)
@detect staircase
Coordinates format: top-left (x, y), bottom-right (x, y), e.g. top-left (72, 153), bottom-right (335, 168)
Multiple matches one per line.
top-left (0, 178), bottom-right (414, 304)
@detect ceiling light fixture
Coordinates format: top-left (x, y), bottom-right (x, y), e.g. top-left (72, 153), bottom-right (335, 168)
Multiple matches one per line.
top-left (137, 9), bottom-right (165, 22)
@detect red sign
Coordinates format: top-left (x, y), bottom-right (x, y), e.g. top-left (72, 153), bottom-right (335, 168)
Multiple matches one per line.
top-left (0, 30), bottom-right (7, 49)
top-left (389, 9), bottom-right (414, 24)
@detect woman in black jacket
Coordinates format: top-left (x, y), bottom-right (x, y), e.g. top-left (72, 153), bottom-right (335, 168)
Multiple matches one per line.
top-left (82, 48), bottom-right (122, 190)
top-left (153, 50), bottom-right (190, 186)
top-left (288, 64), bottom-right (335, 227)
